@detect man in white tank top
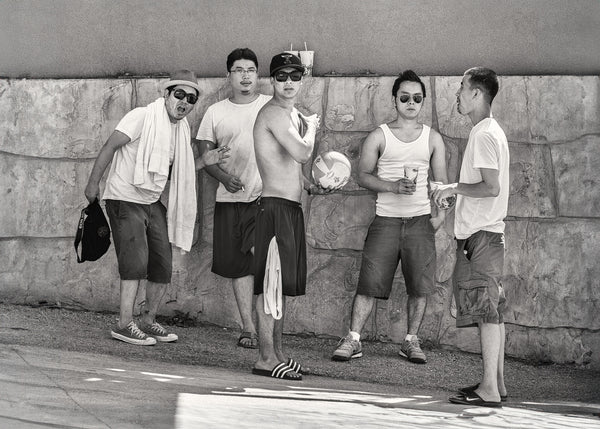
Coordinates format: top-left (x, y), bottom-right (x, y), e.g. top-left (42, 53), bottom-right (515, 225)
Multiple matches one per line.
top-left (332, 70), bottom-right (448, 364)
top-left (434, 68), bottom-right (510, 408)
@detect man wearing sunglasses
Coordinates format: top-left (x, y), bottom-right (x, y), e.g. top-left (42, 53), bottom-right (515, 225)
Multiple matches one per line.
top-left (84, 70), bottom-right (226, 346)
top-left (332, 70), bottom-right (448, 365)
top-left (433, 67), bottom-right (509, 408)
top-left (250, 53), bottom-right (320, 380)
top-left (195, 48), bottom-right (271, 350)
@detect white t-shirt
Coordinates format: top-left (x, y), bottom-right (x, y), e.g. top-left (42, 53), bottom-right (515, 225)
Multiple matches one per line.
top-left (454, 117), bottom-right (510, 239)
top-left (196, 94), bottom-right (271, 203)
top-left (102, 107), bottom-right (176, 204)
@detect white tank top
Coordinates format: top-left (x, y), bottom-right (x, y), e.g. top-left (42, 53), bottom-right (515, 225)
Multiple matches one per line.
top-left (376, 123), bottom-right (431, 217)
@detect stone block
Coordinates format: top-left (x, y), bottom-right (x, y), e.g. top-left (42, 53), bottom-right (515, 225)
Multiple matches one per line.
top-left (0, 155), bottom-right (93, 237)
top-left (506, 325), bottom-right (596, 366)
top-left (324, 77), bottom-right (432, 132)
top-left (508, 143), bottom-right (557, 218)
top-left (285, 250), bottom-right (362, 336)
top-left (0, 79), bottom-right (131, 158)
top-left (296, 76), bottom-right (325, 118)
top-left (552, 135), bottom-right (600, 218)
top-left (315, 131), bottom-right (368, 191)
top-left (306, 193), bottom-right (375, 250)
top-left (527, 76), bottom-right (600, 142)
top-left (0, 238), bottom-right (119, 311)
top-left (434, 76), bottom-right (475, 139)
top-left (503, 219), bottom-right (600, 329)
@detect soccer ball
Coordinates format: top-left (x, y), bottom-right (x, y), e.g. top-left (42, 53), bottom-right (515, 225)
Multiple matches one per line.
top-left (311, 151), bottom-right (351, 189)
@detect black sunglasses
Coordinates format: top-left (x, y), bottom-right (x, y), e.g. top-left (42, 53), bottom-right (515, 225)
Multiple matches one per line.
top-left (274, 71), bottom-right (303, 82)
top-left (398, 94), bottom-right (423, 104)
top-left (171, 88), bottom-right (198, 105)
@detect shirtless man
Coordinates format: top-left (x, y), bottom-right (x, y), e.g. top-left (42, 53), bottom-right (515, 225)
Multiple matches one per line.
top-left (251, 53), bottom-right (320, 380)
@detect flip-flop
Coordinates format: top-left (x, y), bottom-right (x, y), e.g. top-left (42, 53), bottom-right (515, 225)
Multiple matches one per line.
top-left (449, 391), bottom-right (502, 408)
top-left (237, 332), bottom-right (259, 349)
top-left (252, 362), bottom-right (302, 380)
top-left (459, 383), bottom-right (508, 402)
top-left (287, 358), bottom-right (311, 375)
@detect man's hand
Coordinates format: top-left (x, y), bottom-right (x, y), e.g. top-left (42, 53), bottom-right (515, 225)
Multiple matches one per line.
top-left (84, 182), bottom-right (99, 204)
top-left (224, 175), bottom-right (244, 193)
top-left (394, 177), bottom-right (416, 195)
top-left (300, 112), bottom-right (320, 130)
top-left (430, 215), bottom-right (445, 231)
top-left (202, 146), bottom-right (230, 167)
top-left (432, 183), bottom-right (457, 207)
top-left (307, 183), bottom-right (336, 195)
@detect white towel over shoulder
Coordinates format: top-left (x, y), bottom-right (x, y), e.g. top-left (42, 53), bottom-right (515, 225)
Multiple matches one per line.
top-left (133, 98), bottom-right (197, 252)
top-left (264, 236), bottom-right (283, 320)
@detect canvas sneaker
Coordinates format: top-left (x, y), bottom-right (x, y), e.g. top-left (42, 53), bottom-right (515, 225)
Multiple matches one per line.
top-left (332, 334), bottom-right (363, 361)
top-left (111, 321), bottom-right (157, 346)
top-left (399, 338), bottom-right (427, 364)
top-left (140, 322), bottom-right (178, 342)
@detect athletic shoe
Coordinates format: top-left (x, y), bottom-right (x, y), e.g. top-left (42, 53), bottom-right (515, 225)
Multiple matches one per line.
top-left (111, 321), bottom-right (157, 346)
top-left (399, 338), bottom-right (427, 364)
top-left (332, 334), bottom-right (363, 361)
top-left (140, 322), bottom-right (178, 342)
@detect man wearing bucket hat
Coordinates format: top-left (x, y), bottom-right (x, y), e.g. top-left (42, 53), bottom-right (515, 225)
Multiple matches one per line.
top-left (84, 69), bottom-right (228, 346)
top-left (251, 53), bottom-right (319, 380)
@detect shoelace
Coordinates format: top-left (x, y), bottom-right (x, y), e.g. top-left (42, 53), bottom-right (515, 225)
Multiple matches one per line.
top-left (151, 322), bottom-right (167, 335)
top-left (127, 322), bottom-right (146, 338)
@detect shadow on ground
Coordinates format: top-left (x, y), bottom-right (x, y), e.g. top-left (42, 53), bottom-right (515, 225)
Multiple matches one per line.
top-left (0, 303), bottom-right (598, 404)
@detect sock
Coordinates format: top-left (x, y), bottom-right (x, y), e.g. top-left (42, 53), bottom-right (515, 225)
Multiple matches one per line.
top-left (349, 331), bottom-right (360, 341)
top-left (405, 334), bottom-right (417, 342)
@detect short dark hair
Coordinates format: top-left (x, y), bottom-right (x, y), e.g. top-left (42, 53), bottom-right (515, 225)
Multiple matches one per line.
top-left (464, 67), bottom-right (499, 103)
top-left (392, 70), bottom-right (426, 98)
top-left (226, 48), bottom-right (258, 72)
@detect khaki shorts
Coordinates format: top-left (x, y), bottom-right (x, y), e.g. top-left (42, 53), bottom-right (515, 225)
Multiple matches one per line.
top-left (454, 230), bottom-right (506, 328)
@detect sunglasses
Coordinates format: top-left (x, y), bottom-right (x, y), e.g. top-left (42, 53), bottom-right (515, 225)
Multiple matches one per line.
top-left (398, 94), bottom-right (423, 104)
top-left (274, 71), bottom-right (303, 82)
top-left (171, 88), bottom-right (198, 105)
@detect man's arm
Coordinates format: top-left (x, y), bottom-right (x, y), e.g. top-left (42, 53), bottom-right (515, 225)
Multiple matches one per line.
top-left (268, 108), bottom-right (318, 163)
top-left (428, 130), bottom-right (448, 229)
top-left (357, 129), bottom-right (415, 194)
top-left (84, 130), bottom-right (130, 203)
top-left (193, 138), bottom-right (241, 191)
top-left (432, 167), bottom-right (500, 207)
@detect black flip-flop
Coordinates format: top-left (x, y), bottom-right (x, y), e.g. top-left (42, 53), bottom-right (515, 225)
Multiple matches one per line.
top-left (237, 332), bottom-right (259, 349)
top-left (459, 383), bottom-right (507, 402)
top-left (287, 358), bottom-right (311, 375)
top-left (449, 392), bottom-right (502, 408)
top-left (252, 362), bottom-right (302, 380)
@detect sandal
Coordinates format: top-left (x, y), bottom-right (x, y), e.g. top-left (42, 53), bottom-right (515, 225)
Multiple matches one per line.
top-left (237, 331), bottom-right (259, 349)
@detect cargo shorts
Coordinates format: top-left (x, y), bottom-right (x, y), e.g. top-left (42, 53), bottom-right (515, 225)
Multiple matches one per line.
top-left (453, 230), bottom-right (506, 328)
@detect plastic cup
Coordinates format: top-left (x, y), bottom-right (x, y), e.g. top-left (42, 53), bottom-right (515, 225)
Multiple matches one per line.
top-left (299, 50), bottom-right (314, 76)
top-left (404, 165), bottom-right (419, 183)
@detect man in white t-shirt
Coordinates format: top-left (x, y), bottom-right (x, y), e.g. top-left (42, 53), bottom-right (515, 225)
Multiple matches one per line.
top-left (433, 67), bottom-right (510, 408)
top-left (195, 48), bottom-right (271, 349)
top-left (84, 70), bottom-right (227, 346)
top-left (332, 70), bottom-right (448, 365)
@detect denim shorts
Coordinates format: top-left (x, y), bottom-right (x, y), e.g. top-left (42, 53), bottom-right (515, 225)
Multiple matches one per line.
top-left (105, 200), bottom-right (172, 283)
top-left (357, 214), bottom-right (436, 299)
top-left (453, 230), bottom-right (506, 328)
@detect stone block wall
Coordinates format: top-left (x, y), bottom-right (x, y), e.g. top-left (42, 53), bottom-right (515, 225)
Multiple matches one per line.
top-left (1, 75), bottom-right (599, 367)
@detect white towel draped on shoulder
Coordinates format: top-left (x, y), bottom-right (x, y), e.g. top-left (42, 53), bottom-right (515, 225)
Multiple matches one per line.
top-left (133, 98), bottom-right (197, 253)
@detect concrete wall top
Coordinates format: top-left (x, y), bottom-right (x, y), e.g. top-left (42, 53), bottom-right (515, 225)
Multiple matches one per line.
top-left (0, 0), bottom-right (598, 78)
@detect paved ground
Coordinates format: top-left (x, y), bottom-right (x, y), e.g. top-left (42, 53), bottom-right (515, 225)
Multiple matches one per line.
top-left (0, 303), bottom-right (599, 428)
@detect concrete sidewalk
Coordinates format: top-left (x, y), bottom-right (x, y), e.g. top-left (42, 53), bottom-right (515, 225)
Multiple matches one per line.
top-left (0, 303), bottom-right (598, 411)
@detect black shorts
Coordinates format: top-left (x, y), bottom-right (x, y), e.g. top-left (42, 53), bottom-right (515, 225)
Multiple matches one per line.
top-left (212, 200), bottom-right (258, 278)
top-left (254, 197), bottom-right (307, 297)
